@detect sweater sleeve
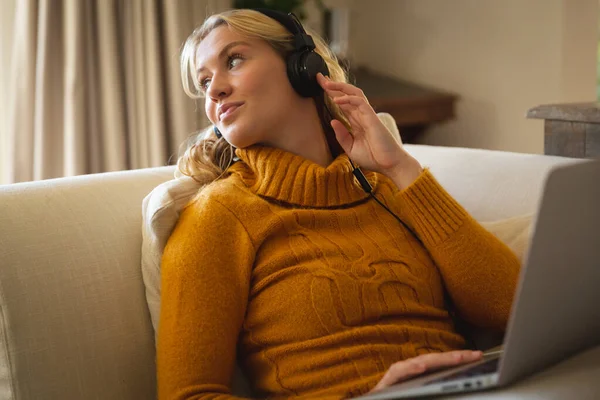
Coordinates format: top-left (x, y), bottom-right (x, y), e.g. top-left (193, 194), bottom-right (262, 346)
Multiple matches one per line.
top-left (157, 196), bottom-right (256, 400)
top-left (392, 169), bottom-right (520, 331)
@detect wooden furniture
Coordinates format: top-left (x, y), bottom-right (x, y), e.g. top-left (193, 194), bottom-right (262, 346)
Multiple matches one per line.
top-left (350, 67), bottom-right (458, 143)
top-left (527, 102), bottom-right (600, 158)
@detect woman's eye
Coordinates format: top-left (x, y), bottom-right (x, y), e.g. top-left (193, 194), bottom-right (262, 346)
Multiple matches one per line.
top-left (228, 53), bottom-right (244, 69)
top-left (199, 54), bottom-right (243, 92)
top-left (200, 78), bottom-right (211, 91)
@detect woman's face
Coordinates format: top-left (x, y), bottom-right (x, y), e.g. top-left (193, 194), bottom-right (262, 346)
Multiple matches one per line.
top-left (196, 25), bottom-right (304, 149)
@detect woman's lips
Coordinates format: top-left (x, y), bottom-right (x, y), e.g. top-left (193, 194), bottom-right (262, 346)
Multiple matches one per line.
top-left (219, 103), bottom-right (244, 122)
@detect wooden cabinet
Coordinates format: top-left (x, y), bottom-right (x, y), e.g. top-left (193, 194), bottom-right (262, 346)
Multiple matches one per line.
top-left (527, 103), bottom-right (600, 158)
top-left (351, 67), bottom-right (458, 143)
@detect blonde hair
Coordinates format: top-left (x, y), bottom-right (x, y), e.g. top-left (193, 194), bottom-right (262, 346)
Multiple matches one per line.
top-left (177, 9), bottom-right (350, 184)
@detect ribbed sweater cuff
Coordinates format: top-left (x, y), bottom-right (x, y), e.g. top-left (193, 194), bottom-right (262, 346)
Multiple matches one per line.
top-left (395, 168), bottom-right (470, 247)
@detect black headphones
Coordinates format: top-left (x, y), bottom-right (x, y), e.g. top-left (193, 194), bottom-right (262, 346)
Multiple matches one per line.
top-left (214, 9), bottom-right (330, 140)
top-left (257, 8), bottom-right (330, 98)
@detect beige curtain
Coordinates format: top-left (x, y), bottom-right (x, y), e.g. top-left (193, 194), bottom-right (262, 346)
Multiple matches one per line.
top-left (0, 1), bottom-right (17, 184)
top-left (2, 0), bottom-right (230, 184)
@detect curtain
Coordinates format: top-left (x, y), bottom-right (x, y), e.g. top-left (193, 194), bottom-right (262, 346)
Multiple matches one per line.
top-left (0, 1), bottom-right (17, 184)
top-left (1, 0), bottom-right (230, 184)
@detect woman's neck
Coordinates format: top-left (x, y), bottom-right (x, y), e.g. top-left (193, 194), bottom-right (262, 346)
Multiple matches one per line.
top-left (263, 101), bottom-right (335, 167)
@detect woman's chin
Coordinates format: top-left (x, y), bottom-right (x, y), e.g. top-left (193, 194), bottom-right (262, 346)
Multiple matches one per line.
top-left (225, 128), bottom-right (260, 149)
top-left (231, 140), bottom-right (258, 149)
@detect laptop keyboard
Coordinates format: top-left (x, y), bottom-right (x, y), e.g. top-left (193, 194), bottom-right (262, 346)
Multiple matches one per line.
top-left (426, 357), bottom-right (500, 385)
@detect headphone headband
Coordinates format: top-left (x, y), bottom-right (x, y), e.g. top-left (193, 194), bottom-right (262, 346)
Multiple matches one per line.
top-left (255, 8), bottom-right (303, 34)
top-left (253, 8), bottom-right (330, 97)
top-left (254, 8), bottom-right (315, 51)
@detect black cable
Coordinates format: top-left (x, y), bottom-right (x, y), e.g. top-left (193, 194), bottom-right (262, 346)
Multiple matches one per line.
top-left (348, 158), bottom-right (414, 234)
top-left (289, 94), bottom-right (414, 233)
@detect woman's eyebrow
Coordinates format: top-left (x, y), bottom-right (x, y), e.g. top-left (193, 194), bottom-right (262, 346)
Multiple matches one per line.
top-left (197, 41), bottom-right (251, 74)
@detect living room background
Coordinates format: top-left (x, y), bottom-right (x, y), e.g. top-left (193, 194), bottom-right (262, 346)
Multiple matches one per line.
top-left (0, 0), bottom-right (598, 185)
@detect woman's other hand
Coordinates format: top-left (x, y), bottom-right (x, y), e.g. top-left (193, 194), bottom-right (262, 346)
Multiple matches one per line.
top-left (369, 350), bottom-right (483, 394)
top-left (317, 73), bottom-right (422, 190)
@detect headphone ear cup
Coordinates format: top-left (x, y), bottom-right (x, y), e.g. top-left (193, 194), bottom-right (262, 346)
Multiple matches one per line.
top-left (286, 51), bottom-right (307, 97)
top-left (287, 50), bottom-right (330, 98)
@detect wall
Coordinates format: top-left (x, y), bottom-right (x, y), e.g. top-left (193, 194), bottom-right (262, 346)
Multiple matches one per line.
top-left (350, 0), bottom-right (598, 153)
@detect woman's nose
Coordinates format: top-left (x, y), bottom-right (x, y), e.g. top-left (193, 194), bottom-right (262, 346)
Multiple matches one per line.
top-left (207, 73), bottom-right (231, 102)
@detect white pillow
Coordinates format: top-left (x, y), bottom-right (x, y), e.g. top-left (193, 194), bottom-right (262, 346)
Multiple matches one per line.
top-left (141, 114), bottom-right (532, 338)
top-left (480, 214), bottom-right (533, 262)
top-left (141, 175), bottom-right (206, 337)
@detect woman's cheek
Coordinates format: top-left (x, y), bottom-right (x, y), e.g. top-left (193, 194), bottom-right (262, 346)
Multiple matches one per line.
top-left (205, 102), bottom-right (216, 124)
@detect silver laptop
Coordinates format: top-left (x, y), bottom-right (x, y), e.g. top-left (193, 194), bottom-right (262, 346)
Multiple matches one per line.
top-left (356, 160), bottom-right (600, 399)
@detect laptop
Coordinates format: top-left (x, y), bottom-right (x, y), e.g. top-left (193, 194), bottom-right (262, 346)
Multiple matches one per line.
top-left (355, 160), bottom-right (600, 399)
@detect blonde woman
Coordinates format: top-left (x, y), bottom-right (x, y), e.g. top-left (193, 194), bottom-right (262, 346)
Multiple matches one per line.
top-left (158, 8), bottom-right (519, 399)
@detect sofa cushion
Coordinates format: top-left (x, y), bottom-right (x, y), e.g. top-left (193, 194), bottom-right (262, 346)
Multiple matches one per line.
top-left (0, 167), bottom-right (173, 399)
top-left (480, 214), bottom-right (533, 262)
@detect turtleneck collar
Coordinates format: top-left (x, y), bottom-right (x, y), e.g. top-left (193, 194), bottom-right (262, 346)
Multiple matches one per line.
top-left (227, 144), bottom-right (378, 208)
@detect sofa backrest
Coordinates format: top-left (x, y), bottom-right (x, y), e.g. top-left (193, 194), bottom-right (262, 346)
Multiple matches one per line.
top-left (404, 145), bottom-right (580, 221)
top-left (0, 166), bottom-right (173, 399)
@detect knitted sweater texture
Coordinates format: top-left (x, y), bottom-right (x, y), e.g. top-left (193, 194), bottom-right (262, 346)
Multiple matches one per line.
top-left (157, 144), bottom-right (520, 399)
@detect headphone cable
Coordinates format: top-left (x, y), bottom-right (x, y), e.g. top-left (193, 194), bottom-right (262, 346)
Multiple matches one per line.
top-left (348, 158), bottom-right (415, 234)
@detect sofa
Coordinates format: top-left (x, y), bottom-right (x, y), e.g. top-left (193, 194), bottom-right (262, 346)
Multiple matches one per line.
top-left (1, 143), bottom-right (599, 399)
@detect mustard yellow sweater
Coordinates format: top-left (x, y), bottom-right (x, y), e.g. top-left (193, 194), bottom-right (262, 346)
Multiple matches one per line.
top-left (157, 144), bottom-right (519, 400)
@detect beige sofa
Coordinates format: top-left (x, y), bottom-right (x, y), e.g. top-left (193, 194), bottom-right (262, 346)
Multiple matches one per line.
top-left (0, 144), bottom-right (599, 399)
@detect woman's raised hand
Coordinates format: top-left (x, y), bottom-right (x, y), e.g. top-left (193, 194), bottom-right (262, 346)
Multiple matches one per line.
top-left (317, 73), bottom-right (422, 188)
top-left (368, 350), bottom-right (483, 394)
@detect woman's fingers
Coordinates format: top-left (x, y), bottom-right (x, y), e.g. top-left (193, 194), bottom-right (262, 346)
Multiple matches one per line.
top-left (371, 350), bottom-right (483, 393)
top-left (330, 119), bottom-right (353, 153)
top-left (317, 74), bottom-right (376, 124)
top-left (372, 361), bottom-right (427, 391)
top-left (333, 95), bottom-right (364, 107)
top-left (320, 83), bottom-right (346, 99)
top-left (413, 350), bottom-right (483, 371)
top-left (335, 97), bottom-right (382, 129)
top-left (317, 73), bottom-right (366, 99)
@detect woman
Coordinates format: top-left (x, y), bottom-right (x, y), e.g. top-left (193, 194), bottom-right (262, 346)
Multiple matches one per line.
top-left (157, 8), bottom-right (520, 400)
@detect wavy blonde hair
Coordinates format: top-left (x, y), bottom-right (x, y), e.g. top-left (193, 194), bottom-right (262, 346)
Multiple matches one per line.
top-left (177, 9), bottom-right (350, 184)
